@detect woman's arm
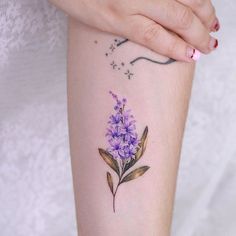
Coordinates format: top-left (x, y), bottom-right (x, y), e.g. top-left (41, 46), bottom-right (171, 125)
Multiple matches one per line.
top-left (67, 18), bottom-right (195, 236)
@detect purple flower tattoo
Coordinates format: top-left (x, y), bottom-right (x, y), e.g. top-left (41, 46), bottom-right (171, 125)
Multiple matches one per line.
top-left (98, 91), bottom-right (150, 212)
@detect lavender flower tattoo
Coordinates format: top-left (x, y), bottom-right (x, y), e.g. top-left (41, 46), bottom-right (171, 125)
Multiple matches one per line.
top-left (98, 91), bottom-right (150, 212)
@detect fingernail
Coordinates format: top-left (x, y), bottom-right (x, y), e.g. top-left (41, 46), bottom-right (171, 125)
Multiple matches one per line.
top-left (187, 47), bottom-right (201, 61)
top-left (211, 18), bottom-right (220, 32)
top-left (209, 37), bottom-right (218, 50)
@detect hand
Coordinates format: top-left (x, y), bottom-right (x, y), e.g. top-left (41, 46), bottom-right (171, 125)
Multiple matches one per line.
top-left (50, 0), bottom-right (220, 62)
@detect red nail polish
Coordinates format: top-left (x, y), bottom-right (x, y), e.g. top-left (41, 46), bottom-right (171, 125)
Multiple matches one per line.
top-left (214, 39), bottom-right (218, 49)
top-left (211, 18), bottom-right (220, 32)
top-left (214, 21), bottom-right (220, 31)
top-left (209, 37), bottom-right (218, 50)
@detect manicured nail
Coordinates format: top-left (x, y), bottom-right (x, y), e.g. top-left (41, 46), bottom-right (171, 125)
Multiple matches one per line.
top-left (187, 47), bottom-right (201, 61)
top-left (211, 18), bottom-right (220, 32)
top-left (209, 37), bottom-right (218, 50)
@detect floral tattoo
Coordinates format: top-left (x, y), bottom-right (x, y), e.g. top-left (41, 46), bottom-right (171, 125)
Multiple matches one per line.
top-left (98, 91), bottom-right (150, 212)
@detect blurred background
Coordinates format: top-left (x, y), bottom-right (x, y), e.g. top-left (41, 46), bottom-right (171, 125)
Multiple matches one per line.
top-left (0, 0), bottom-right (235, 235)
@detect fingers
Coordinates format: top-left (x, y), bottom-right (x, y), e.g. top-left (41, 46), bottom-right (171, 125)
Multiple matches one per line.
top-left (137, 0), bottom-right (218, 54)
top-left (123, 15), bottom-right (201, 62)
top-left (176, 0), bottom-right (220, 32)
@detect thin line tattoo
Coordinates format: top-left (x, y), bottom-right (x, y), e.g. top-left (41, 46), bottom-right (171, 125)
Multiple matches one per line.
top-left (116, 38), bottom-right (129, 47)
top-left (116, 38), bottom-right (176, 65)
top-left (98, 91), bottom-right (150, 212)
top-left (130, 57), bottom-right (175, 65)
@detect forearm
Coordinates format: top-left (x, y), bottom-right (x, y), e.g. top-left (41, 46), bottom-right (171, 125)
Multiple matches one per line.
top-left (67, 18), bottom-right (195, 236)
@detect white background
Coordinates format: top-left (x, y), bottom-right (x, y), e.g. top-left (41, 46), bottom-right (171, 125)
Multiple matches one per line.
top-left (0, 1), bottom-right (235, 235)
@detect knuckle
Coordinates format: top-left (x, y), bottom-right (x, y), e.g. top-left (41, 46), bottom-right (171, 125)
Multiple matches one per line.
top-left (178, 7), bottom-right (194, 29)
top-left (208, 9), bottom-right (216, 25)
top-left (211, 6), bottom-right (216, 16)
top-left (194, 0), bottom-right (205, 8)
top-left (200, 37), bottom-right (211, 53)
top-left (167, 38), bottom-right (178, 56)
top-left (142, 24), bottom-right (161, 44)
top-left (106, 1), bottom-right (122, 14)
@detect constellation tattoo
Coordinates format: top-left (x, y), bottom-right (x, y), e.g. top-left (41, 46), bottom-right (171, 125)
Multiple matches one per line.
top-left (124, 69), bottom-right (134, 80)
top-left (95, 37), bottom-right (176, 79)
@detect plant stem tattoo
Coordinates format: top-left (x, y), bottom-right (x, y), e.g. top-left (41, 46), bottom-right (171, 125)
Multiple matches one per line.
top-left (100, 37), bottom-right (176, 79)
top-left (98, 91), bottom-right (150, 212)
